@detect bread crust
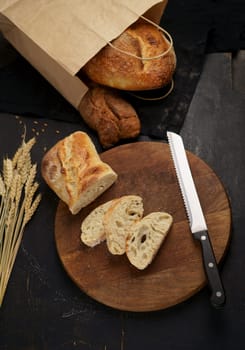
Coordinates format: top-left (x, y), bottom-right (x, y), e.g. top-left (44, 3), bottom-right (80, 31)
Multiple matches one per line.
top-left (82, 20), bottom-right (176, 91)
top-left (78, 86), bottom-right (140, 148)
top-left (41, 131), bottom-right (117, 214)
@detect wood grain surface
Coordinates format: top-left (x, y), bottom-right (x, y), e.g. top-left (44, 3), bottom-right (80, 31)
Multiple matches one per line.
top-left (54, 142), bottom-right (231, 312)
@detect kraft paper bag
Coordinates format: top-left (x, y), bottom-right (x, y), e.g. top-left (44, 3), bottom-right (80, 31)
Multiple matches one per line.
top-left (0, 0), bottom-right (167, 109)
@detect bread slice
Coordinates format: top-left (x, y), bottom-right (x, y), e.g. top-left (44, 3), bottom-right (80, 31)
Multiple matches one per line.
top-left (41, 131), bottom-right (117, 214)
top-left (126, 212), bottom-right (173, 270)
top-left (81, 199), bottom-right (115, 247)
top-left (105, 195), bottom-right (144, 255)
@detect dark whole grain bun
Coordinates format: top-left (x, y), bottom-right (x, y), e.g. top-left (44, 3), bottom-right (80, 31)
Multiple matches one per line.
top-left (78, 86), bottom-right (141, 148)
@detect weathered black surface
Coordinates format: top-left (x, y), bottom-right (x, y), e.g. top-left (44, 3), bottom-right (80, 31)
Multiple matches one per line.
top-left (1, 2), bottom-right (245, 348)
top-left (0, 51), bottom-right (244, 350)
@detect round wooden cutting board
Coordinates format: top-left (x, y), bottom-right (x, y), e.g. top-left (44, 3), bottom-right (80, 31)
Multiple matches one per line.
top-left (54, 142), bottom-right (231, 312)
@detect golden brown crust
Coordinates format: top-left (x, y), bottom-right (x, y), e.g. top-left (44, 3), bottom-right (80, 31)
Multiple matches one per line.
top-left (82, 20), bottom-right (176, 91)
top-left (41, 131), bottom-right (117, 214)
top-left (78, 86), bottom-right (140, 148)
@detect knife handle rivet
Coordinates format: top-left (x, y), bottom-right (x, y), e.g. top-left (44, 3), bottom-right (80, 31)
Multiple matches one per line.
top-left (216, 291), bottom-right (223, 298)
top-left (208, 262), bottom-right (214, 268)
top-left (201, 235), bottom-right (206, 241)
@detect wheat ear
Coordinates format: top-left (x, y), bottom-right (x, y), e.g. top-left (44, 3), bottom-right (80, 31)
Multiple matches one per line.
top-left (0, 136), bottom-right (41, 306)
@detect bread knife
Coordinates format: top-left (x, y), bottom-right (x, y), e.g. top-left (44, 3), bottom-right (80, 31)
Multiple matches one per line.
top-left (167, 131), bottom-right (225, 307)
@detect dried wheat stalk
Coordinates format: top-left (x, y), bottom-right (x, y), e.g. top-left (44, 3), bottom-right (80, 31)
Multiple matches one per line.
top-left (0, 137), bottom-right (41, 306)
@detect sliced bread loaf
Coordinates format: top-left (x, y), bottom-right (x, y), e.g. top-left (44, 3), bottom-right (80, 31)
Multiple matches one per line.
top-left (41, 131), bottom-right (118, 215)
top-left (104, 195), bottom-right (144, 255)
top-left (81, 199), bottom-right (115, 247)
top-left (126, 212), bottom-right (173, 270)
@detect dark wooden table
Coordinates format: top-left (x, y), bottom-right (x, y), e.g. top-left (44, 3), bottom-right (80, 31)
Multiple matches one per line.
top-left (0, 34), bottom-right (245, 349)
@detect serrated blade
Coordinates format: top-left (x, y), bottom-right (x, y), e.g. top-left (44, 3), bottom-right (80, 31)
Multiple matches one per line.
top-left (167, 131), bottom-right (225, 308)
top-left (167, 131), bottom-right (207, 233)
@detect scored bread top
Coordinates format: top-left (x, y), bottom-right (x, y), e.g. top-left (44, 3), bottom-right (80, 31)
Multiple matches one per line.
top-left (78, 86), bottom-right (141, 149)
top-left (82, 20), bottom-right (176, 91)
top-left (41, 131), bottom-right (117, 214)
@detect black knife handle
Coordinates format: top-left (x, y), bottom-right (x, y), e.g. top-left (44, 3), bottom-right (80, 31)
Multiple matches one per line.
top-left (193, 230), bottom-right (226, 308)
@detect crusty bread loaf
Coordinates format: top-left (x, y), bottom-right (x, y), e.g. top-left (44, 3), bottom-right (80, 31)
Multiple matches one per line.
top-left (126, 212), bottom-right (173, 270)
top-left (82, 20), bottom-right (176, 91)
top-left (104, 195), bottom-right (144, 255)
top-left (81, 199), bottom-right (115, 247)
top-left (41, 131), bottom-right (117, 215)
top-left (78, 86), bottom-right (140, 148)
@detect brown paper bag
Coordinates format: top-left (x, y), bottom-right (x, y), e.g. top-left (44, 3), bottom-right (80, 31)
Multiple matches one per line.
top-left (0, 0), bottom-right (167, 109)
